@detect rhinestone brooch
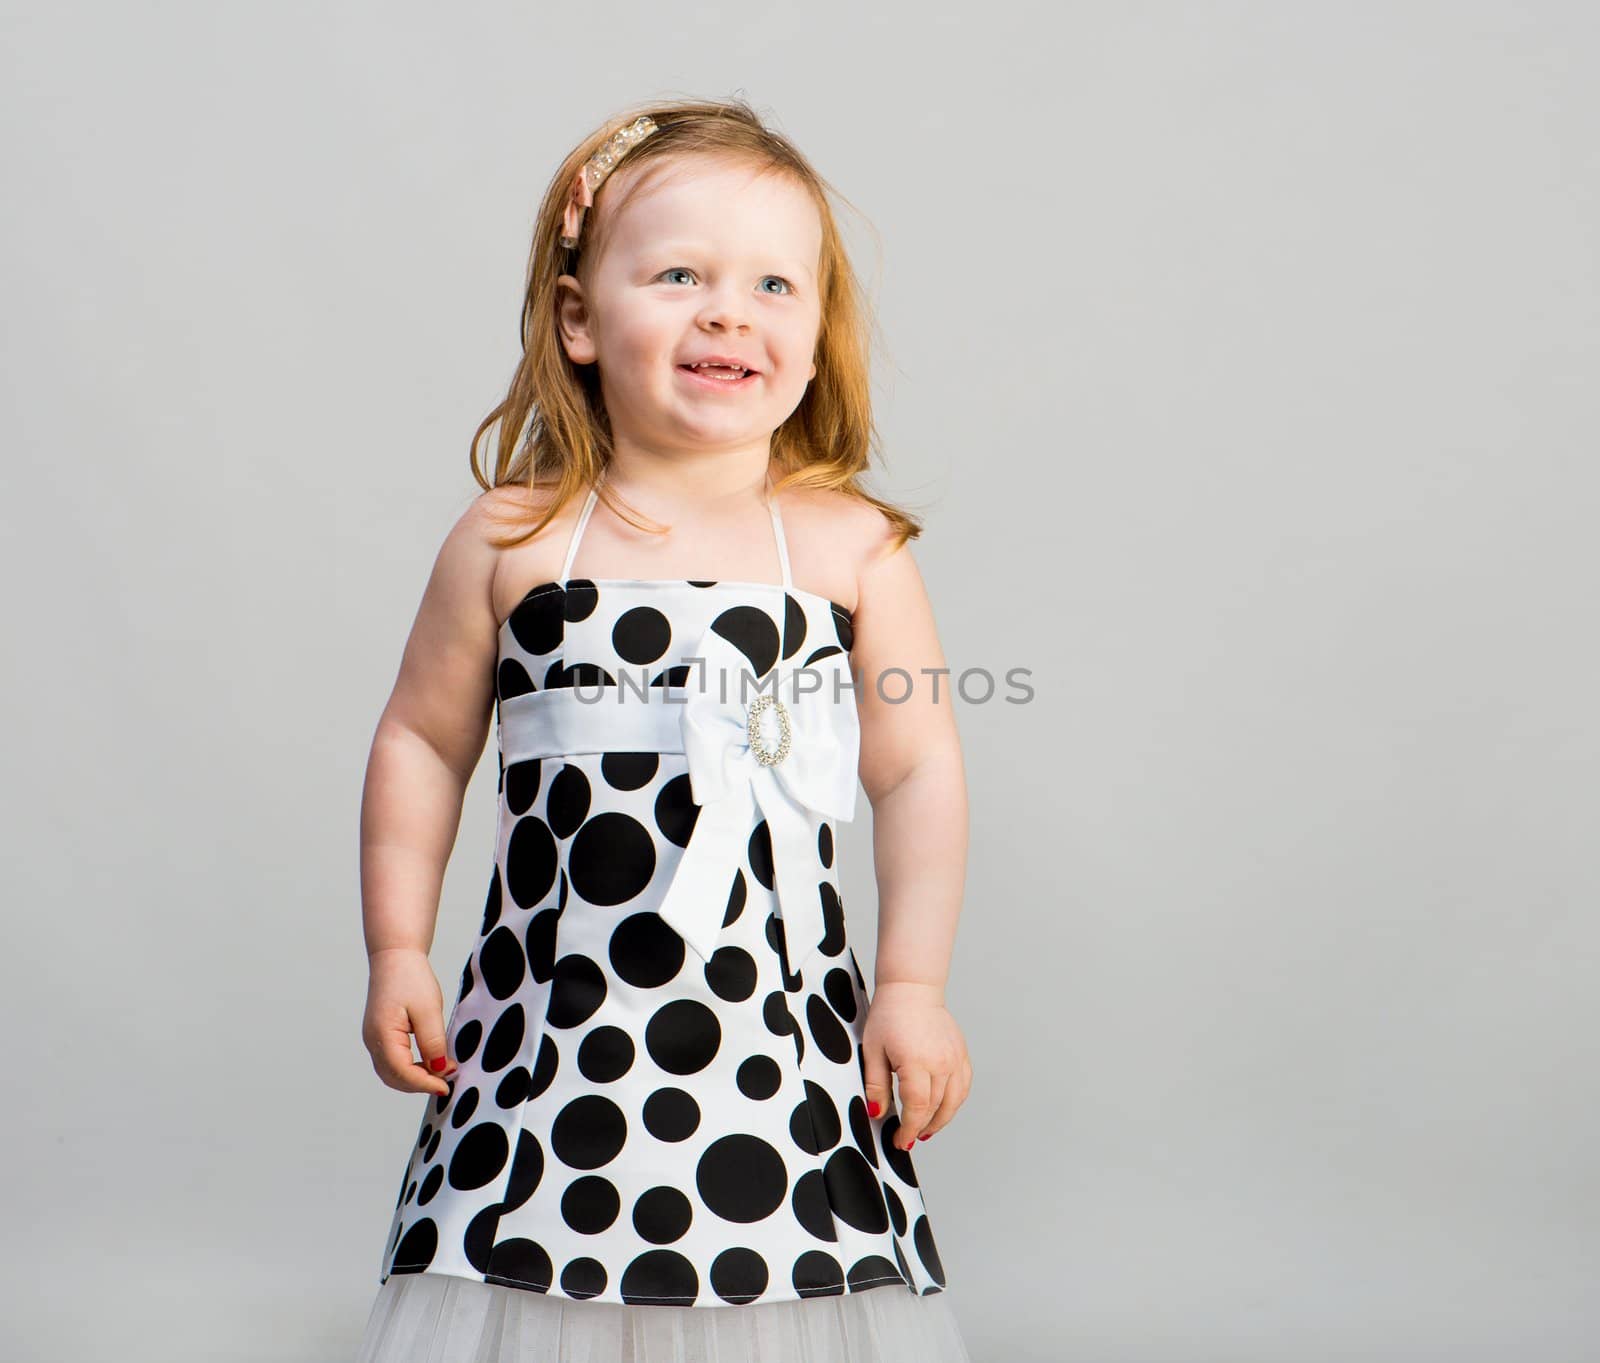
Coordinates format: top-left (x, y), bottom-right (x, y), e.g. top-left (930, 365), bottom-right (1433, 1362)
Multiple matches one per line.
top-left (745, 694), bottom-right (793, 767)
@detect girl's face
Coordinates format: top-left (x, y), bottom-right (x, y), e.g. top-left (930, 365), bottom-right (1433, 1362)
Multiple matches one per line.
top-left (556, 156), bottom-right (824, 458)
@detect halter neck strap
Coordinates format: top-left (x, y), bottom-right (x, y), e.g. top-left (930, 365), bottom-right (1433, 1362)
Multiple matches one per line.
top-left (558, 467), bottom-right (794, 590)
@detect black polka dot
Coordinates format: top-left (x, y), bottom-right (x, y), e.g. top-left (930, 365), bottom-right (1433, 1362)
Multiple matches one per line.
top-left (462, 1203), bottom-right (500, 1272)
top-left (497, 658), bottom-right (535, 701)
top-left (710, 1246), bottom-right (769, 1304)
top-left (722, 870), bottom-right (748, 927)
top-left (561, 1257), bottom-right (607, 1299)
top-left (806, 994), bottom-right (853, 1065)
top-left (712, 605), bottom-right (780, 678)
top-left (817, 822), bottom-right (834, 869)
top-left (450, 1089), bottom-right (480, 1128)
top-left (447, 1123), bottom-right (509, 1191)
top-left (705, 945), bottom-right (757, 1002)
top-left (550, 1094), bottom-right (627, 1170)
top-left (601, 751), bottom-right (658, 791)
top-left (508, 587), bottom-right (563, 656)
top-left (391, 1218), bottom-right (437, 1270)
top-left (791, 1249), bottom-right (844, 1297)
top-left (505, 817), bottom-right (558, 909)
top-left (481, 1005), bottom-right (525, 1072)
top-left (614, 606), bottom-right (672, 664)
top-left (823, 967), bottom-right (858, 1022)
top-left (621, 1249), bottom-right (698, 1306)
top-left (883, 1180), bottom-right (907, 1235)
top-left (416, 1165), bottom-right (444, 1205)
top-left (562, 581), bottom-right (598, 622)
top-left (790, 1168), bottom-right (837, 1242)
top-left (880, 1116), bottom-right (919, 1186)
top-left (642, 1087), bottom-right (700, 1142)
top-left (913, 1213), bottom-right (946, 1286)
top-left (748, 821), bottom-right (775, 891)
top-left (791, 1079), bottom-right (841, 1155)
top-left (696, 1134), bottom-right (788, 1223)
top-left (736, 1054), bottom-right (781, 1100)
top-left (848, 1253), bottom-right (904, 1291)
top-left (610, 912), bottom-right (686, 989)
top-left (570, 812), bottom-right (655, 905)
top-left (527, 1032), bottom-right (558, 1100)
top-left (500, 1130), bottom-right (544, 1211)
top-left (479, 926), bottom-right (526, 1001)
top-left (547, 954), bottom-right (607, 1028)
top-left (781, 594), bottom-right (808, 659)
top-left (824, 1147), bottom-right (889, 1233)
top-left (817, 881), bottom-right (847, 956)
top-left (645, 999), bottom-right (721, 1074)
top-left (487, 1237), bottom-right (552, 1291)
top-left (480, 867), bottom-right (503, 934)
top-left (633, 1185), bottom-right (693, 1243)
top-left (505, 758), bottom-right (542, 816)
top-left (525, 907), bottom-right (559, 983)
top-left (561, 1175), bottom-right (620, 1234)
top-left (453, 1019), bottom-right (482, 1065)
top-left (848, 1096), bottom-right (879, 1167)
top-left (577, 1025), bottom-right (635, 1082)
top-left (493, 1068), bottom-right (530, 1108)
top-left (546, 764), bottom-right (592, 838)
top-left (654, 773), bottom-right (700, 848)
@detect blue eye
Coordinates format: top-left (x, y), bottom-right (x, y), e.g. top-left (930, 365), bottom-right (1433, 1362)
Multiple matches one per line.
top-left (659, 267), bottom-right (695, 285)
top-left (759, 276), bottom-right (793, 295)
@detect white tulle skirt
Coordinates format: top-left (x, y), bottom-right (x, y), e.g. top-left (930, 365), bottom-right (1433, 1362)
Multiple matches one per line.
top-left (355, 1271), bottom-right (972, 1363)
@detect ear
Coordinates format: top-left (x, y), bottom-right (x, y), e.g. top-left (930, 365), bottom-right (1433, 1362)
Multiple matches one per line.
top-left (555, 273), bottom-right (597, 365)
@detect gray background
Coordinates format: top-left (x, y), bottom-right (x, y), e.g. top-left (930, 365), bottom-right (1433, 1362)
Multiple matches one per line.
top-left (4, 3), bottom-right (1596, 1360)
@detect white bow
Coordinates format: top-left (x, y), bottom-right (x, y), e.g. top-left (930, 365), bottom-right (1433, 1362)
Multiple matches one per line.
top-left (654, 616), bottom-right (860, 972)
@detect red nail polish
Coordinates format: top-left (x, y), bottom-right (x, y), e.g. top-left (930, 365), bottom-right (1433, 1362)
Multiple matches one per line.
top-left (918, 1133), bottom-right (930, 1140)
top-left (430, 1056), bottom-right (448, 1071)
top-left (867, 1101), bottom-right (881, 1117)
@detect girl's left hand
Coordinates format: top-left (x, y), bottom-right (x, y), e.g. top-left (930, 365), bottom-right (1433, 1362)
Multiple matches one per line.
top-left (861, 982), bottom-right (973, 1150)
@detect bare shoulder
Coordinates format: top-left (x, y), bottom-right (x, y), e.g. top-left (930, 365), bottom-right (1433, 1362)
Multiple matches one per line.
top-left (464, 480), bottom-right (584, 626)
top-left (777, 485), bottom-right (906, 614)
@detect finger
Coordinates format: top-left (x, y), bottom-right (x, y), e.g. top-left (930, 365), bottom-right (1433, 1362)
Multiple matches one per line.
top-left (371, 1020), bottom-right (437, 1094)
top-left (411, 1008), bottom-right (457, 1089)
top-left (914, 1073), bottom-right (951, 1141)
top-left (861, 1042), bottom-right (894, 1124)
top-left (922, 1067), bottom-right (968, 1137)
top-left (893, 1067), bottom-right (933, 1148)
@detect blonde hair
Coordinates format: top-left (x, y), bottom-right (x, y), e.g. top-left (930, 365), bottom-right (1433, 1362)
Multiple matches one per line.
top-left (469, 95), bottom-right (922, 551)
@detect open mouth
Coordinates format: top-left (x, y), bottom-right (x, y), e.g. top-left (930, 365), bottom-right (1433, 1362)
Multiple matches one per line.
top-left (678, 362), bottom-right (758, 387)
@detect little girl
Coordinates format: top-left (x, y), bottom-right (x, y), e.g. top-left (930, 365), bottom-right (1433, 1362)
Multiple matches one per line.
top-left (354, 98), bottom-right (974, 1363)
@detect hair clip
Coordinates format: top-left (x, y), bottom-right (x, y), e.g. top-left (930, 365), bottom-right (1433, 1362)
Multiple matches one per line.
top-left (559, 115), bottom-right (660, 250)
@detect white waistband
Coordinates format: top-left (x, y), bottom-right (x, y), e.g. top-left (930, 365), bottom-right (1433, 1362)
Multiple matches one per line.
top-left (499, 685), bottom-right (694, 763)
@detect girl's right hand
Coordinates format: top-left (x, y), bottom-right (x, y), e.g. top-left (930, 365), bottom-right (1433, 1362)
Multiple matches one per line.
top-left (362, 947), bottom-right (459, 1096)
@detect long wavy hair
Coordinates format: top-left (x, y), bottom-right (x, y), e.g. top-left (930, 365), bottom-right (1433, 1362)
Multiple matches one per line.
top-left (469, 94), bottom-right (923, 552)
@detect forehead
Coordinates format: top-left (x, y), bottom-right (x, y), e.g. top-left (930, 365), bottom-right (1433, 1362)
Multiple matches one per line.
top-left (600, 156), bottom-right (822, 263)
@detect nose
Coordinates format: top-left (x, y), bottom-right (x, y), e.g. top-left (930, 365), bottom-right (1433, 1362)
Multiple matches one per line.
top-left (695, 284), bottom-right (751, 333)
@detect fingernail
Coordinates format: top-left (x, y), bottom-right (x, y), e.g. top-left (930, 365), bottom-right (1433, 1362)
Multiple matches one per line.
top-left (867, 1100), bottom-right (882, 1117)
top-left (430, 1057), bottom-right (448, 1071)
top-left (918, 1133), bottom-right (930, 1140)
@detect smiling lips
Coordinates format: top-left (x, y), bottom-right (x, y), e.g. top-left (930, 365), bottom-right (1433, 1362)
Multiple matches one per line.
top-left (678, 358), bottom-right (759, 388)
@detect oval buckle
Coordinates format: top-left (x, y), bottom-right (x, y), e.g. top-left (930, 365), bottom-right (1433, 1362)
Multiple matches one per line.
top-left (745, 693), bottom-right (793, 766)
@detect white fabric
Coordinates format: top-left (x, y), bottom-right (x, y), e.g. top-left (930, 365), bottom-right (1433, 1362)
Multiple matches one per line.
top-left (494, 618), bottom-right (860, 972)
top-left (356, 1272), bottom-right (973, 1363)
top-left (662, 616), bottom-right (860, 970)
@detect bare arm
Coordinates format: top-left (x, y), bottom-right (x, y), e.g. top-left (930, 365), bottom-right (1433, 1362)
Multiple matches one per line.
top-left (359, 492), bottom-right (511, 1094)
top-left (361, 497), bottom-right (503, 958)
top-left (851, 518), bottom-right (973, 1146)
top-left (853, 532), bottom-right (969, 998)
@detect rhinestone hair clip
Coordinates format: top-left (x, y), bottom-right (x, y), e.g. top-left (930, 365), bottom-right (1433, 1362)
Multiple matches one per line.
top-left (559, 115), bottom-right (660, 250)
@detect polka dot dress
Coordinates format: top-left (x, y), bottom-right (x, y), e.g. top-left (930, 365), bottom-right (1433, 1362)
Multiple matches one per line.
top-left (363, 476), bottom-right (963, 1357)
